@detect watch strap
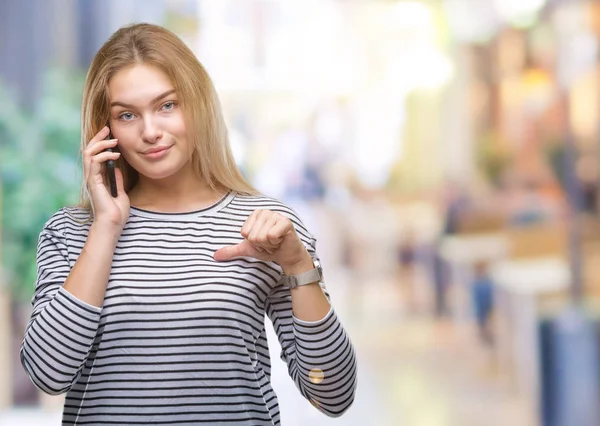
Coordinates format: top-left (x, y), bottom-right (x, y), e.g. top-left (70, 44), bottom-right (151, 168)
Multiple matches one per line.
top-left (280, 259), bottom-right (323, 289)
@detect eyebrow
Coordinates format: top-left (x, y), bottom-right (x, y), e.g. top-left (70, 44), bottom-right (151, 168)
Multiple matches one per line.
top-left (110, 89), bottom-right (177, 108)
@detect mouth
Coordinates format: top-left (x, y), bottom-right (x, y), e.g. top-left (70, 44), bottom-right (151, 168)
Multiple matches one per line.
top-left (142, 145), bottom-right (172, 159)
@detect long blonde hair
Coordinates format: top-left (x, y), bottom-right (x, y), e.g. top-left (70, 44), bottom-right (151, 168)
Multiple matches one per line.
top-left (78, 22), bottom-right (256, 211)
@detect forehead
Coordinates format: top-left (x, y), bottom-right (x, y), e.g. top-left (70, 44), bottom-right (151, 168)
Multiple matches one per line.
top-left (108, 64), bottom-right (174, 103)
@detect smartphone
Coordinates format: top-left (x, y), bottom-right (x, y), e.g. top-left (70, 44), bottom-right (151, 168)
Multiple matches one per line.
top-left (105, 130), bottom-right (118, 197)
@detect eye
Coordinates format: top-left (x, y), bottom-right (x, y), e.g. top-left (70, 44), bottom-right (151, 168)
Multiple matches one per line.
top-left (118, 112), bottom-right (135, 121)
top-left (161, 101), bottom-right (177, 111)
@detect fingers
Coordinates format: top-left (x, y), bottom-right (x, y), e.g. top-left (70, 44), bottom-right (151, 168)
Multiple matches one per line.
top-left (89, 126), bottom-right (111, 146)
top-left (241, 210), bottom-right (292, 252)
top-left (245, 211), bottom-right (278, 249)
top-left (91, 150), bottom-right (121, 164)
top-left (83, 131), bottom-right (118, 180)
top-left (87, 150), bottom-right (121, 184)
top-left (84, 139), bottom-right (118, 175)
top-left (249, 214), bottom-right (277, 248)
top-left (257, 217), bottom-right (282, 254)
top-left (84, 127), bottom-right (112, 158)
top-left (83, 126), bottom-right (118, 166)
top-left (84, 138), bottom-right (118, 161)
top-left (241, 211), bottom-right (259, 239)
top-left (266, 218), bottom-right (290, 245)
top-left (215, 210), bottom-right (297, 262)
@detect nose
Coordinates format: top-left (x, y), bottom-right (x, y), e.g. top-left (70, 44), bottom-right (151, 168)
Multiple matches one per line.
top-left (141, 116), bottom-right (163, 144)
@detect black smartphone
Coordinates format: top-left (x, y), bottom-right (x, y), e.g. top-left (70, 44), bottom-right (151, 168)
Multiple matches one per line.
top-left (105, 130), bottom-right (118, 197)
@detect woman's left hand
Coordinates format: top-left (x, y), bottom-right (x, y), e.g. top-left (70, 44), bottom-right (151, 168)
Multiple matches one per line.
top-left (213, 209), bottom-right (310, 270)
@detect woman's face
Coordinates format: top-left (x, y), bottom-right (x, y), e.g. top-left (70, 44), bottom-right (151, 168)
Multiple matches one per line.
top-left (107, 64), bottom-right (191, 181)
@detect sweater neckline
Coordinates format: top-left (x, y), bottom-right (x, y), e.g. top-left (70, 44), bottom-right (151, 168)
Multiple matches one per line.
top-left (129, 191), bottom-right (235, 220)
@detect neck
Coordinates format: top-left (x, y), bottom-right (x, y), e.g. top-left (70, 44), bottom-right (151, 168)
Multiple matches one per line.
top-left (129, 165), bottom-right (226, 213)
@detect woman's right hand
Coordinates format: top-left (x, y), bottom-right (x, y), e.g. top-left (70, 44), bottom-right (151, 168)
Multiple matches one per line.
top-left (84, 126), bottom-right (130, 230)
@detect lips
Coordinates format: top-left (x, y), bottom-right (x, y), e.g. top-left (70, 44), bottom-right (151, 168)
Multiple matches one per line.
top-left (142, 145), bottom-right (172, 160)
top-left (143, 146), bottom-right (171, 155)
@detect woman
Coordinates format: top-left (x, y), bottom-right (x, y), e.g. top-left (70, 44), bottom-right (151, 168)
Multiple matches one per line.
top-left (20, 23), bottom-right (357, 425)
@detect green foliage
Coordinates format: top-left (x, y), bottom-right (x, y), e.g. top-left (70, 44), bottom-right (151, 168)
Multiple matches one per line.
top-left (0, 69), bottom-right (84, 301)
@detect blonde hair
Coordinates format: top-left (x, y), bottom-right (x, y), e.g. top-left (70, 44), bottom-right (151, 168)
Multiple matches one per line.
top-left (78, 22), bottom-right (256, 212)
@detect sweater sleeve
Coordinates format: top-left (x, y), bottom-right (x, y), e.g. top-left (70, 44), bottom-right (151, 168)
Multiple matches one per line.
top-left (265, 219), bottom-right (357, 417)
top-left (20, 212), bottom-right (102, 395)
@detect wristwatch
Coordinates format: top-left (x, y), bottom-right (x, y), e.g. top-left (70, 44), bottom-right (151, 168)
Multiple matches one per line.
top-left (280, 258), bottom-right (324, 289)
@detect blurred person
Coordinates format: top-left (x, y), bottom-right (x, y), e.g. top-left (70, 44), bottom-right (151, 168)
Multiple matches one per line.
top-left (577, 154), bottom-right (599, 215)
top-left (431, 182), bottom-right (471, 318)
top-left (396, 228), bottom-right (419, 314)
top-left (19, 23), bottom-right (357, 425)
top-left (441, 181), bottom-right (471, 235)
top-left (470, 261), bottom-right (494, 346)
top-left (431, 245), bottom-right (450, 318)
top-left (397, 229), bottom-right (417, 271)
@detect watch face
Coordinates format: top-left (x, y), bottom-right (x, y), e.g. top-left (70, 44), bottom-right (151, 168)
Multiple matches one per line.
top-left (313, 258), bottom-right (324, 280)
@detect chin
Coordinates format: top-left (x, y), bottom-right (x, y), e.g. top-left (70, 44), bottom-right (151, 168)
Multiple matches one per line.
top-left (141, 168), bottom-right (184, 181)
top-left (131, 161), bottom-right (186, 181)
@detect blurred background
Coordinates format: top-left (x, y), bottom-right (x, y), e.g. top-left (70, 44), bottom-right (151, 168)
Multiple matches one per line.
top-left (2, 0), bottom-right (600, 425)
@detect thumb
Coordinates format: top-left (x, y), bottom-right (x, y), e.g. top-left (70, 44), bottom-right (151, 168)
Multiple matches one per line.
top-left (214, 241), bottom-right (249, 262)
top-left (115, 167), bottom-right (126, 195)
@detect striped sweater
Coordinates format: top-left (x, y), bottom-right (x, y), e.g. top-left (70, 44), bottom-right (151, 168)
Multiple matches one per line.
top-left (20, 192), bottom-right (357, 425)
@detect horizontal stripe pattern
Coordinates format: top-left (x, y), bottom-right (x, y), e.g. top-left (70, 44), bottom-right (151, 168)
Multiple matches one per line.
top-left (20, 192), bottom-right (357, 425)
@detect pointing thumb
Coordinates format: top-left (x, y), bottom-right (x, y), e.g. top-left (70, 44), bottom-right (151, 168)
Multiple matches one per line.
top-left (214, 242), bottom-right (247, 262)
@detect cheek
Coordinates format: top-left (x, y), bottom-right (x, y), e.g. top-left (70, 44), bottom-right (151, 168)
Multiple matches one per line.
top-left (114, 140), bottom-right (139, 163)
top-left (112, 127), bottom-right (139, 152)
top-left (170, 114), bottom-right (187, 136)
top-left (170, 117), bottom-right (192, 153)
